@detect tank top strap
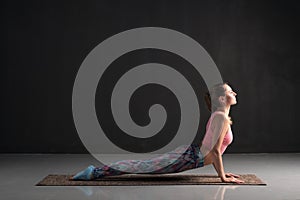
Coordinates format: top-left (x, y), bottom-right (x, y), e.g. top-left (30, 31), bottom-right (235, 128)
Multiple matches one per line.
top-left (209, 111), bottom-right (225, 120)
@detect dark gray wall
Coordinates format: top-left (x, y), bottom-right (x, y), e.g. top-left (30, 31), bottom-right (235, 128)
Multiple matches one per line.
top-left (1, 0), bottom-right (299, 153)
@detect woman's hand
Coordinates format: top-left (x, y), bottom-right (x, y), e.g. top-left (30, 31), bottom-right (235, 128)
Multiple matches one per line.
top-left (222, 176), bottom-right (244, 184)
top-left (225, 172), bottom-right (240, 178)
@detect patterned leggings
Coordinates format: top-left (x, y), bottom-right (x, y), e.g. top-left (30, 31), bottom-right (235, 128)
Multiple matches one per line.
top-left (92, 144), bottom-right (204, 179)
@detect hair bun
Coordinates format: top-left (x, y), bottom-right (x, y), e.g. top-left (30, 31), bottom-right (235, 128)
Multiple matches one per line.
top-left (204, 92), bottom-right (212, 112)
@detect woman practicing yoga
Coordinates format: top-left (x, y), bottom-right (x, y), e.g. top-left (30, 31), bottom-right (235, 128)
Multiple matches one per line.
top-left (72, 82), bottom-right (244, 184)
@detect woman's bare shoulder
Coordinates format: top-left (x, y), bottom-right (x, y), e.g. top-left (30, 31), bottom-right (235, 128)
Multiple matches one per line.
top-left (211, 112), bottom-right (229, 128)
top-left (212, 111), bottom-right (226, 120)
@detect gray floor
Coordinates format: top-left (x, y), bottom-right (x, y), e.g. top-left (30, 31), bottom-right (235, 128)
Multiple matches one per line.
top-left (0, 153), bottom-right (300, 200)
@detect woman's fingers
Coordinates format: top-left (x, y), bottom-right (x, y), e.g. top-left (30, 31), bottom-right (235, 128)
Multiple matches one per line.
top-left (232, 177), bottom-right (244, 184)
top-left (226, 172), bottom-right (240, 178)
top-left (222, 176), bottom-right (244, 184)
top-left (232, 173), bottom-right (240, 178)
top-left (236, 179), bottom-right (244, 184)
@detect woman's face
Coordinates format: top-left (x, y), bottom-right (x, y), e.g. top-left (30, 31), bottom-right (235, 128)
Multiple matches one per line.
top-left (224, 84), bottom-right (237, 106)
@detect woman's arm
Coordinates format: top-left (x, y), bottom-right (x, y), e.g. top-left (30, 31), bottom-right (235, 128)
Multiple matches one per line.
top-left (210, 113), bottom-right (244, 183)
top-left (210, 113), bottom-right (228, 181)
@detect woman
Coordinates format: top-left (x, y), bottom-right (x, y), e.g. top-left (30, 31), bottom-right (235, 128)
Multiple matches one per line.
top-left (72, 83), bottom-right (244, 184)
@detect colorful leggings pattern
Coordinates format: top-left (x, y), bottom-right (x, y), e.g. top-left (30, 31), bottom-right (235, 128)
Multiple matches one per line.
top-left (92, 144), bottom-right (204, 179)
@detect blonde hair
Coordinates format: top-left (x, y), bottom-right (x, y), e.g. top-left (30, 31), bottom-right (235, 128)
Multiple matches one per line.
top-left (204, 82), bottom-right (233, 125)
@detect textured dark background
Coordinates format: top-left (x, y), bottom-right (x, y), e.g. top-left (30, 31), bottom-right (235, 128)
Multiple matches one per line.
top-left (1, 0), bottom-right (299, 153)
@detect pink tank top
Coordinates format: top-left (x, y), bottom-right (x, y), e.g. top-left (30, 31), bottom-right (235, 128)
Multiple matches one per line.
top-left (201, 111), bottom-right (233, 155)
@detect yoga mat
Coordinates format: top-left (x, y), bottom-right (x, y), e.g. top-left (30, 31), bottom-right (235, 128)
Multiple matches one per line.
top-left (36, 174), bottom-right (266, 186)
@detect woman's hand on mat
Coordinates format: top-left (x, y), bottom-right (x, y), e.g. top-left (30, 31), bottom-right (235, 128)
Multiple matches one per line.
top-left (225, 172), bottom-right (240, 178)
top-left (222, 176), bottom-right (244, 184)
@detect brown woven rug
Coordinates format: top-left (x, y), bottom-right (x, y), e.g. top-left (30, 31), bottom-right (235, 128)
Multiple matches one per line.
top-left (36, 174), bottom-right (266, 186)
